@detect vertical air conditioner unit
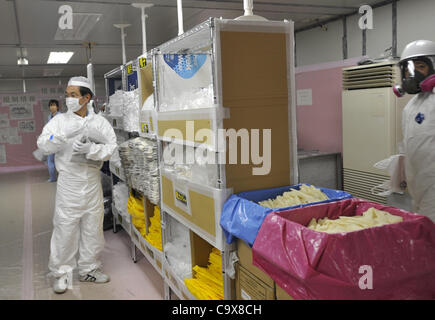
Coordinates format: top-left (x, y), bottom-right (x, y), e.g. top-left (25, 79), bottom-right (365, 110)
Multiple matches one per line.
top-left (342, 61), bottom-right (411, 204)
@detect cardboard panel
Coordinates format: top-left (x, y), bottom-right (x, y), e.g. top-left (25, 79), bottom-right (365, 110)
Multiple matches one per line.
top-left (190, 230), bottom-right (213, 269)
top-left (162, 175), bottom-right (217, 237)
top-left (220, 32), bottom-right (289, 108)
top-left (158, 119), bottom-right (213, 145)
top-left (224, 106), bottom-right (291, 193)
top-left (143, 197), bottom-right (155, 235)
top-left (149, 115), bottom-right (154, 132)
top-left (237, 239), bottom-right (274, 287)
top-left (236, 265), bottom-right (275, 300)
top-left (220, 31), bottom-right (292, 193)
top-left (189, 191), bottom-right (216, 237)
top-left (139, 63), bottom-right (154, 106)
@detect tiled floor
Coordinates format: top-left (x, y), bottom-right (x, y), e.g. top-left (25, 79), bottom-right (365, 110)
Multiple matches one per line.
top-left (0, 168), bottom-right (164, 300)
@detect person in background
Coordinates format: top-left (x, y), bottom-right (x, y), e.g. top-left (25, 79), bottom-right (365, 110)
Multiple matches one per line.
top-left (394, 39), bottom-right (435, 222)
top-left (47, 99), bottom-right (60, 182)
top-left (37, 76), bottom-right (117, 294)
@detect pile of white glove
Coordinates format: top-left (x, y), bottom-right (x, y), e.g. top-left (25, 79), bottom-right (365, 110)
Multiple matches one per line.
top-left (159, 84), bottom-right (214, 112)
top-left (162, 143), bottom-right (219, 188)
top-left (122, 89), bottom-right (140, 132)
top-left (113, 182), bottom-right (129, 217)
top-left (164, 217), bottom-right (192, 279)
top-left (107, 90), bottom-right (124, 117)
top-left (118, 137), bottom-right (160, 205)
top-left (259, 184), bottom-right (329, 209)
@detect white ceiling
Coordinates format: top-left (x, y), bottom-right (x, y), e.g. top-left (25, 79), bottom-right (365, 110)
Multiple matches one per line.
top-left (0, 0), bottom-right (392, 80)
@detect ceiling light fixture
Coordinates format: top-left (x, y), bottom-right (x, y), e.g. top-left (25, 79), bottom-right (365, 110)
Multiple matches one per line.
top-left (17, 57), bottom-right (29, 65)
top-left (47, 52), bottom-right (74, 64)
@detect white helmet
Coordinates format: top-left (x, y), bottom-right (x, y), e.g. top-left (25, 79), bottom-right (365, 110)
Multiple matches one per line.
top-left (400, 40), bottom-right (435, 62)
top-left (394, 40), bottom-right (435, 97)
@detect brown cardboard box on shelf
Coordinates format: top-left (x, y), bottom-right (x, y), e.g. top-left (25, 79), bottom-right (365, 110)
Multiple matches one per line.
top-left (139, 62), bottom-right (153, 106)
top-left (237, 238), bottom-right (275, 288)
top-left (220, 31), bottom-right (293, 194)
top-left (276, 283), bottom-right (294, 300)
top-left (187, 231), bottom-right (228, 300)
top-left (143, 196), bottom-right (156, 236)
top-left (236, 264), bottom-right (275, 300)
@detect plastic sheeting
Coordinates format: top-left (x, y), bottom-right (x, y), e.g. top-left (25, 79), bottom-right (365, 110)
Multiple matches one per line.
top-left (252, 198), bottom-right (435, 300)
top-left (164, 215), bottom-right (192, 279)
top-left (220, 184), bottom-right (352, 247)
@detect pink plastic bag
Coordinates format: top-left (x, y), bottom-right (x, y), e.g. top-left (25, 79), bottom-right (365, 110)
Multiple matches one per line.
top-left (252, 198), bottom-right (435, 300)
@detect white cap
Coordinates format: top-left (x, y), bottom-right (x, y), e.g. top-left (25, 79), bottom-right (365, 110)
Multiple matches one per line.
top-left (400, 40), bottom-right (435, 62)
top-left (67, 76), bottom-right (93, 94)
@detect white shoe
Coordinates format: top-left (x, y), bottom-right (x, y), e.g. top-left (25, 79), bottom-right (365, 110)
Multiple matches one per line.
top-left (53, 274), bottom-right (68, 294)
top-left (79, 269), bottom-right (110, 283)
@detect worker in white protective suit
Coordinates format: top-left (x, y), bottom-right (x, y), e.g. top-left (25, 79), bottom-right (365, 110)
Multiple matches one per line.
top-left (37, 76), bottom-right (117, 294)
top-left (393, 40), bottom-right (435, 222)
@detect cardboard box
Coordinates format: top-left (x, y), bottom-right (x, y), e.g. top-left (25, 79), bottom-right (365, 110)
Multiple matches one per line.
top-left (237, 238), bottom-right (274, 288)
top-left (161, 169), bottom-right (229, 250)
top-left (143, 197), bottom-right (157, 236)
top-left (236, 265), bottom-right (275, 300)
top-left (276, 283), bottom-right (294, 300)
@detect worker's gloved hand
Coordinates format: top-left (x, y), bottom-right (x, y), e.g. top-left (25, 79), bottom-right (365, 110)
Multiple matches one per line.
top-left (73, 139), bottom-right (92, 154)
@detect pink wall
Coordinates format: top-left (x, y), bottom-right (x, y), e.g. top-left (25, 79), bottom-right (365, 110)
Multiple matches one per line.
top-left (295, 57), bottom-right (364, 154)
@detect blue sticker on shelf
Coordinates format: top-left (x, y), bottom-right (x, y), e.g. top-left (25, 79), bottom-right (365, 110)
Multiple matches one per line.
top-left (163, 54), bottom-right (207, 79)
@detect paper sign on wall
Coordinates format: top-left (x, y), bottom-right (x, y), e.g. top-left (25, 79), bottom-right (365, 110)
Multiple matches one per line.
top-left (2, 96), bottom-right (11, 105)
top-left (0, 128), bottom-right (8, 143)
top-left (8, 135), bottom-right (22, 145)
top-left (0, 145), bottom-right (6, 164)
top-left (0, 119), bottom-right (10, 128)
top-left (297, 89), bottom-right (313, 106)
top-left (9, 127), bottom-right (18, 137)
top-left (18, 120), bottom-right (35, 132)
top-left (0, 127), bottom-right (18, 143)
top-left (9, 104), bottom-right (34, 120)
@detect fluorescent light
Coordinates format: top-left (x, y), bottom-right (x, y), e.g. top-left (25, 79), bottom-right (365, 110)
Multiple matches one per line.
top-left (47, 52), bottom-right (74, 64)
top-left (17, 57), bottom-right (28, 65)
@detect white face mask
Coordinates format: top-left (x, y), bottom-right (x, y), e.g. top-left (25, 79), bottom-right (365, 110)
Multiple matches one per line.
top-left (66, 97), bottom-right (85, 112)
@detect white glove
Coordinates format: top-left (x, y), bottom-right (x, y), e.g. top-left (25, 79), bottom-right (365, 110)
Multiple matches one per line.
top-left (73, 139), bottom-right (92, 154)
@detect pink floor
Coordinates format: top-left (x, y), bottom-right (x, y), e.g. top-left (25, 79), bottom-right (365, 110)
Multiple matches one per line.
top-left (0, 168), bottom-right (164, 300)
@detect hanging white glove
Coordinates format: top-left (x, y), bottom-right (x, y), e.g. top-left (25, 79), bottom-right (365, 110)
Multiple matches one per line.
top-left (73, 139), bottom-right (92, 154)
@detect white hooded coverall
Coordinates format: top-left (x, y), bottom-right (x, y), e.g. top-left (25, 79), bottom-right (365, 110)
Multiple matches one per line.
top-left (402, 90), bottom-right (435, 222)
top-left (37, 105), bottom-right (117, 277)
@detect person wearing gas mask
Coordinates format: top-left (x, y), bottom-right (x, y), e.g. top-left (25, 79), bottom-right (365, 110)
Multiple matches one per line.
top-left (393, 40), bottom-right (435, 222)
top-left (37, 76), bottom-right (117, 294)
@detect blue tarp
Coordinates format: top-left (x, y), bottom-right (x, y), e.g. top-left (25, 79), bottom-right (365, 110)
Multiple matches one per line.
top-left (220, 184), bottom-right (353, 247)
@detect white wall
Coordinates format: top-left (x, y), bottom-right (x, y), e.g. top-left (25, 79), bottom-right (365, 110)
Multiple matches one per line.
top-left (295, 19), bottom-right (342, 67)
top-left (296, 0), bottom-right (435, 66)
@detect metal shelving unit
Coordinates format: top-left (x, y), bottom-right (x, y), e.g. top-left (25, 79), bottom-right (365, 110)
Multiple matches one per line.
top-left (106, 17), bottom-right (296, 301)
